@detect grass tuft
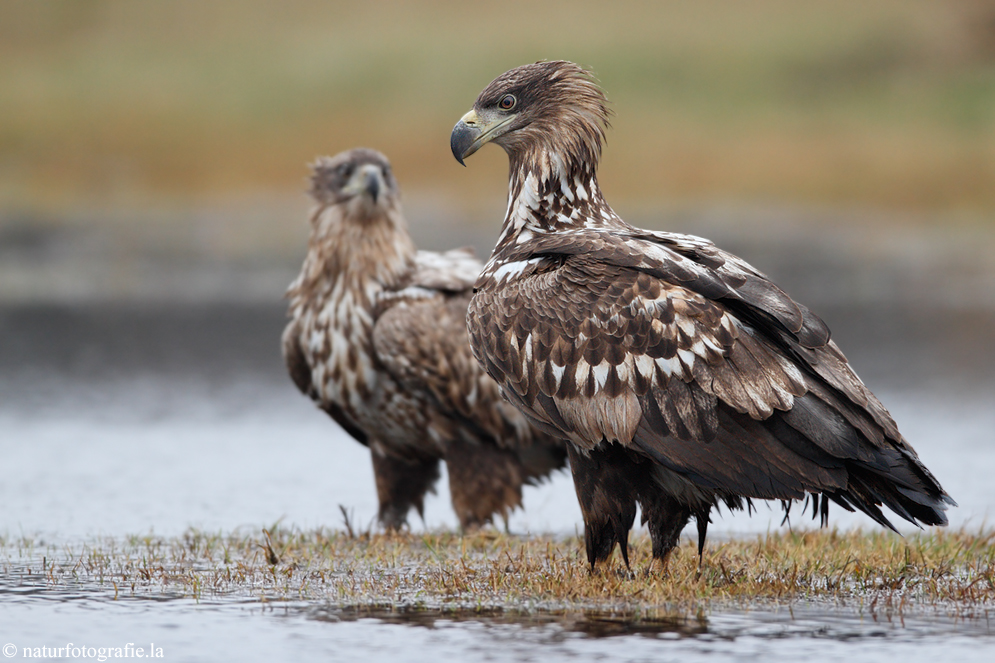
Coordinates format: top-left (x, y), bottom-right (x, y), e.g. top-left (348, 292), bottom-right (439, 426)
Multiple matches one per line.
top-left (2, 527), bottom-right (994, 623)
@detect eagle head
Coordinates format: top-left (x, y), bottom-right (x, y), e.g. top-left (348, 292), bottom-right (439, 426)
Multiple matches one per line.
top-left (451, 61), bottom-right (610, 169)
top-left (309, 148), bottom-right (400, 218)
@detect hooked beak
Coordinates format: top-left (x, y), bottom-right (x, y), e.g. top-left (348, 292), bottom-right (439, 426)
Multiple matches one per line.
top-left (450, 109), bottom-right (516, 166)
top-left (344, 164), bottom-right (383, 203)
top-left (363, 168), bottom-right (380, 203)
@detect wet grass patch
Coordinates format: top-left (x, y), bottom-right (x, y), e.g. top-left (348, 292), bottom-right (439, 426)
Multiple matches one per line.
top-left (1, 527), bottom-right (993, 625)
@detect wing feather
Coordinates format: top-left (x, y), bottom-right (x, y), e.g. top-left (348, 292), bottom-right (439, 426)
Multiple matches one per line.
top-left (373, 289), bottom-right (550, 455)
top-left (468, 230), bottom-right (940, 511)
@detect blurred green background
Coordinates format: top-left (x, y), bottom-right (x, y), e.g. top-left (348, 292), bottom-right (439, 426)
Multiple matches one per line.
top-left (1, 0), bottom-right (994, 300)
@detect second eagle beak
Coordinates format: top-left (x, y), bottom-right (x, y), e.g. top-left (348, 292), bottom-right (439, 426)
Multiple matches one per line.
top-left (363, 168), bottom-right (380, 203)
top-left (342, 164), bottom-right (383, 203)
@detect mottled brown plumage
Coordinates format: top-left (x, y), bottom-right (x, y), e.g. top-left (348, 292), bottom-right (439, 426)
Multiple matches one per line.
top-left (283, 147), bottom-right (565, 530)
top-left (451, 61), bottom-right (955, 569)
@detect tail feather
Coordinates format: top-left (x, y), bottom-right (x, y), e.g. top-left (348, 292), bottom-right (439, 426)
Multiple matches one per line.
top-left (771, 390), bottom-right (953, 530)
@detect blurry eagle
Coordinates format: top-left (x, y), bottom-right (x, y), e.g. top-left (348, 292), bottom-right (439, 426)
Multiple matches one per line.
top-left (450, 62), bottom-right (955, 569)
top-left (282, 147), bottom-right (566, 530)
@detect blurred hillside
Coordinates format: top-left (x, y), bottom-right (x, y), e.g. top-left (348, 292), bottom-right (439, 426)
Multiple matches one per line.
top-left (1, 0), bottom-right (994, 301)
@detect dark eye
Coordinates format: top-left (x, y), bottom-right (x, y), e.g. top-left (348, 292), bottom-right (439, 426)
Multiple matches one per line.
top-left (338, 163), bottom-right (354, 178)
top-left (498, 94), bottom-right (516, 110)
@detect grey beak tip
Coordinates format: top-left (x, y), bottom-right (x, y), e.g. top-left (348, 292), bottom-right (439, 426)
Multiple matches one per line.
top-left (450, 119), bottom-right (479, 166)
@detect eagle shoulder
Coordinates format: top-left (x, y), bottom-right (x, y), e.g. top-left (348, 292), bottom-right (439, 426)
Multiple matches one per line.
top-left (411, 247), bottom-right (481, 292)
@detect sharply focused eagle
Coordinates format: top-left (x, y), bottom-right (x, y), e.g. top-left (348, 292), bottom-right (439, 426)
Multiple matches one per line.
top-left (450, 62), bottom-right (954, 569)
top-left (283, 148), bottom-right (566, 530)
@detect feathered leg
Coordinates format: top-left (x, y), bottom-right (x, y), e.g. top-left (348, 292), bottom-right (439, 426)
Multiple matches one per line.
top-left (638, 490), bottom-right (692, 566)
top-left (445, 437), bottom-right (525, 530)
top-left (568, 444), bottom-right (638, 571)
top-left (370, 445), bottom-right (441, 530)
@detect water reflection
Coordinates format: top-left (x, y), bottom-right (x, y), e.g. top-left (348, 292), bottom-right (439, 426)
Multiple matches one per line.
top-left (309, 603), bottom-right (995, 643)
top-left (313, 605), bottom-right (707, 639)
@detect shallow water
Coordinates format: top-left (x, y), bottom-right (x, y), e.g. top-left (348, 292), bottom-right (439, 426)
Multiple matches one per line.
top-left (1, 293), bottom-right (994, 660)
top-left (1, 595), bottom-right (993, 663)
top-left (0, 378), bottom-right (992, 542)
